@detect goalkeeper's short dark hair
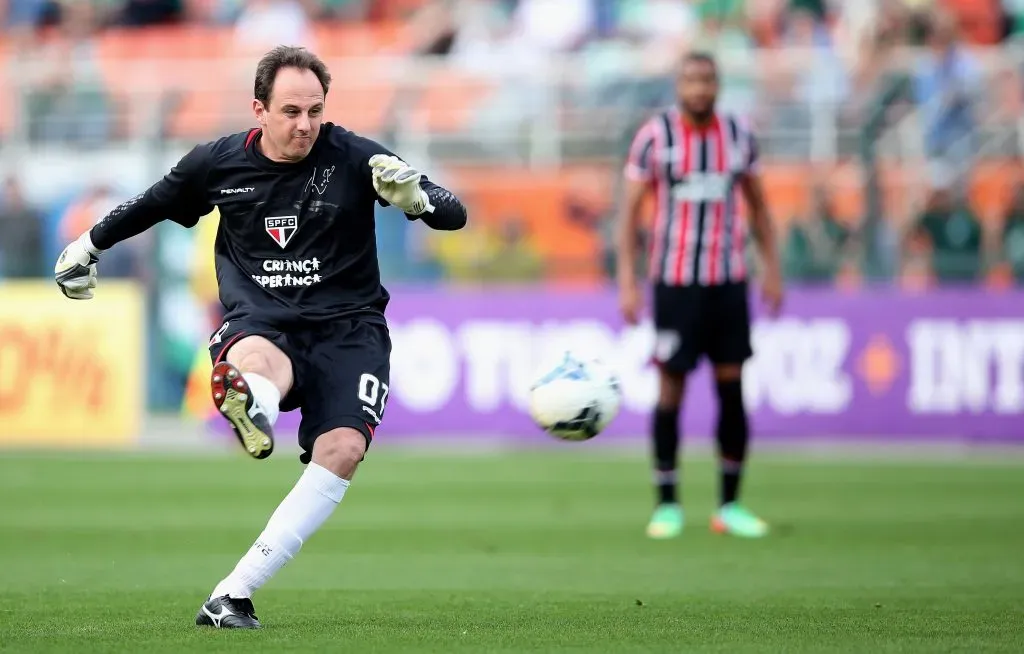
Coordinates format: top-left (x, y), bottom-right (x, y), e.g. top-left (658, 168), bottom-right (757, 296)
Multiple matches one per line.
top-left (254, 46), bottom-right (332, 105)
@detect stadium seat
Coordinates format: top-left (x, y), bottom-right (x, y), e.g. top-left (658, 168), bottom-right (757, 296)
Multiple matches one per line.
top-left (94, 26), bottom-right (234, 139)
top-left (313, 22), bottom-right (414, 58)
top-left (939, 0), bottom-right (1003, 45)
top-left (441, 166), bottom-right (610, 284)
top-left (410, 69), bottom-right (497, 134)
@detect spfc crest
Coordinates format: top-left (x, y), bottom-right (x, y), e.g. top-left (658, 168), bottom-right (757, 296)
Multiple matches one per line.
top-left (265, 216), bottom-right (298, 249)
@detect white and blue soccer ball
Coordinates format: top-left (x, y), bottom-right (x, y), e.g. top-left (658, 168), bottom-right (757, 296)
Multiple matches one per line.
top-left (528, 350), bottom-right (622, 441)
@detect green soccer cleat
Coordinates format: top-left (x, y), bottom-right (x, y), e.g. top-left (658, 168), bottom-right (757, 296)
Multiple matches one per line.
top-left (646, 503), bottom-right (684, 539)
top-left (710, 503), bottom-right (769, 538)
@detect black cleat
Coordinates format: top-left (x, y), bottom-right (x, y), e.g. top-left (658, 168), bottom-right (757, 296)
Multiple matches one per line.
top-left (195, 595), bottom-right (262, 629)
top-left (211, 361), bottom-right (274, 459)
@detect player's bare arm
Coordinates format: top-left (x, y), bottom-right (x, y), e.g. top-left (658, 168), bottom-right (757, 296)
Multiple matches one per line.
top-left (616, 176), bottom-right (649, 325)
top-left (739, 171), bottom-right (783, 316)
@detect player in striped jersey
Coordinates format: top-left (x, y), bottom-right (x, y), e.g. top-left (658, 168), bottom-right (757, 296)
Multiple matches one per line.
top-left (616, 52), bottom-right (783, 539)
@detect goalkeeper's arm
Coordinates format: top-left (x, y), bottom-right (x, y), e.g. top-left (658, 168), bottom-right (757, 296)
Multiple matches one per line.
top-left (55, 144), bottom-right (212, 299)
top-left (90, 144), bottom-right (213, 249)
top-left (368, 153), bottom-right (467, 231)
top-left (411, 180), bottom-right (467, 231)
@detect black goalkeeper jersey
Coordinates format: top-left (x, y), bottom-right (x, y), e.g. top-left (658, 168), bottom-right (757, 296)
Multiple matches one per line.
top-left (89, 122), bottom-right (466, 327)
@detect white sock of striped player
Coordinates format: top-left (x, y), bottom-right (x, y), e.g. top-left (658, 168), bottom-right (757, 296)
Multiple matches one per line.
top-left (243, 372), bottom-right (281, 426)
top-left (211, 463), bottom-right (349, 599)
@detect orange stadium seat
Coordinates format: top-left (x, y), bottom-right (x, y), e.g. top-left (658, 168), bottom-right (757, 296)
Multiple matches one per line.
top-left (753, 161), bottom-right (1024, 231)
top-left (939, 0), bottom-right (1003, 45)
top-left (368, 0), bottom-right (428, 22)
top-left (164, 87), bottom-right (232, 140)
top-left (319, 57), bottom-right (397, 135)
top-left (442, 165), bottom-right (612, 284)
top-left (90, 23), bottom-right (417, 138)
top-left (94, 26), bottom-right (234, 139)
top-left (313, 22), bottom-right (414, 58)
top-left (968, 160), bottom-right (1023, 219)
top-left (410, 69), bottom-right (496, 133)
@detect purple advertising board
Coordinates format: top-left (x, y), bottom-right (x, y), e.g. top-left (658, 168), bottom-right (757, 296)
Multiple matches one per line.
top-left (265, 287), bottom-right (1024, 445)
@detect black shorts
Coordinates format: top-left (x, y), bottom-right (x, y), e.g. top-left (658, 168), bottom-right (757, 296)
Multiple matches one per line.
top-left (652, 281), bottom-right (753, 375)
top-left (208, 316), bottom-right (391, 462)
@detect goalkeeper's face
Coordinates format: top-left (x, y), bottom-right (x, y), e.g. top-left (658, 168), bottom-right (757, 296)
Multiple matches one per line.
top-left (254, 67), bottom-right (325, 163)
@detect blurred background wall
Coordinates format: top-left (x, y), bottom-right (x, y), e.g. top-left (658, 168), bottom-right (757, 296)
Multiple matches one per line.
top-left (2, 0), bottom-right (1023, 448)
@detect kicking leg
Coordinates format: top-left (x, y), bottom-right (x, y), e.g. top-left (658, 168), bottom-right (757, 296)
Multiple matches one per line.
top-left (197, 428), bottom-right (365, 629)
top-left (211, 335), bottom-right (293, 459)
top-left (646, 367), bottom-right (686, 539)
top-left (709, 364), bottom-right (767, 538)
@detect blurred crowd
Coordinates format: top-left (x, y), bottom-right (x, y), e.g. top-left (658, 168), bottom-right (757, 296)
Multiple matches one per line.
top-left (2, 0), bottom-right (1024, 291)
top-left (0, 0), bottom-right (406, 28)
top-left (1, 0), bottom-right (1022, 42)
top-left (781, 174), bottom-right (1024, 288)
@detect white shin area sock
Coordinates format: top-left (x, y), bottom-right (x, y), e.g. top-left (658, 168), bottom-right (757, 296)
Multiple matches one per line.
top-left (211, 463), bottom-right (349, 599)
top-left (243, 372), bottom-right (281, 426)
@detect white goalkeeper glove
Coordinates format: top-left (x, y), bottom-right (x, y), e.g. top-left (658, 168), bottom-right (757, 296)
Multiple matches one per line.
top-left (54, 232), bottom-right (101, 300)
top-left (369, 154), bottom-right (434, 216)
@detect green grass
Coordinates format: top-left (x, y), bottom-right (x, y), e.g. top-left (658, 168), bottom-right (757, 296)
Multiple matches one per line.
top-left (0, 448), bottom-right (1022, 652)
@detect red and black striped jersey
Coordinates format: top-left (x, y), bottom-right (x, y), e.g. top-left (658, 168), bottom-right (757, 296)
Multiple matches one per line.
top-left (625, 108), bottom-right (759, 286)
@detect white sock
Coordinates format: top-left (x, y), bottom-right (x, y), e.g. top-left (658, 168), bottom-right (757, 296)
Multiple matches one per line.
top-left (243, 372), bottom-right (281, 426)
top-left (211, 463), bottom-right (349, 599)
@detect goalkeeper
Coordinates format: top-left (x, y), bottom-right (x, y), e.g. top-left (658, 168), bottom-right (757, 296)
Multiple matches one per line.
top-left (53, 46), bottom-right (467, 629)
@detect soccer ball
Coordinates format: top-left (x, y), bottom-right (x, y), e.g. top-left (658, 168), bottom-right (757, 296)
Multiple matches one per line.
top-left (528, 350), bottom-right (622, 441)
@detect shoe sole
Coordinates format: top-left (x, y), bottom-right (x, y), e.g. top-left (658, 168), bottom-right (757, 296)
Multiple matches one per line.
top-left (646, 523), bottom-right (683, 539)
top-left (646, 530), bottom-right (681, 540)
top-left (710, 517), bottom-right (768, 538)
top-left (211, 362), bottom-right (274, 460)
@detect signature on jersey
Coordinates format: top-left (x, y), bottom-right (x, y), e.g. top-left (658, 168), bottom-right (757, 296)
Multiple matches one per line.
top-left (305, 165), bottom-right (336, 196)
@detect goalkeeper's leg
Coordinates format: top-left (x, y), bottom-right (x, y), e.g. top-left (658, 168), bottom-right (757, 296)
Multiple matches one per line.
top-left (198, 333), bottom-right (296, 629)
top-left (198, 429), bottom-right (361, 629)
top-left (198, 321), bottom-right (384, 629)
top-left (209, 332), bottom-right (291, 459)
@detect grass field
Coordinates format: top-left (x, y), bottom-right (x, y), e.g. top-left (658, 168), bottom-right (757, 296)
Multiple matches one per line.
top-left (0, 448), bottom-right (1022, 653)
